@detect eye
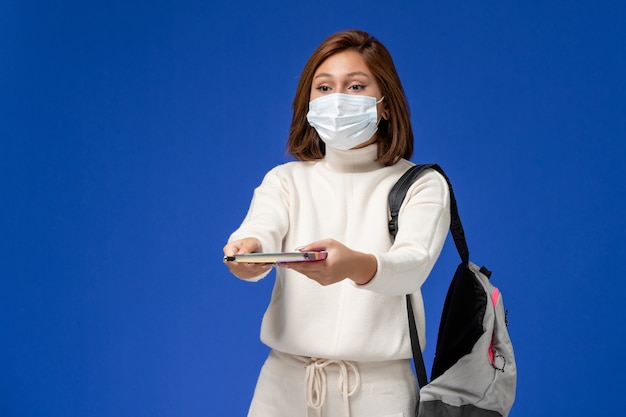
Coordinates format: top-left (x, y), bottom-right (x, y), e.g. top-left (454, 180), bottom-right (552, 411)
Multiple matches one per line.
top-left (348, 84), bottom-right (366, 91)
top-left (316, 85), bottom-right (332, 92)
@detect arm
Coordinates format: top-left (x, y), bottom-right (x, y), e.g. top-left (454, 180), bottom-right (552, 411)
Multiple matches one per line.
top-left (281, 170), bottom-right (450, 291)
top-left (223, 168), bottom-right (290, 281)
top-left (358, 169), bottom-right (451, 295)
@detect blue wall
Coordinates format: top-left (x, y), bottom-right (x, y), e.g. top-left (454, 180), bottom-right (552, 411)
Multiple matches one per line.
top-left (2, 1), bottom-right (625, 415)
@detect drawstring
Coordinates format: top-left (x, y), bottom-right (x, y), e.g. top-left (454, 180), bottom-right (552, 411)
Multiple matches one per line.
top-left (304, 358), bottom-right (360, 417)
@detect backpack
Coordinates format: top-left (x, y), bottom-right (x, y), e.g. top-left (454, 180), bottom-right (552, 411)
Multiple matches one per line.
top-left (388, 164), bottom-right (517, 417)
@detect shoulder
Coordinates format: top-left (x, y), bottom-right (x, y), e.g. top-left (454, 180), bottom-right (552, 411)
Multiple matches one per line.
top-left (267, 160), bottom-right (316, 174)
top-left (389, 160), bottom-right (448, 187)
top-left (260, 160), bottom-right (317, 184)
top-left (402, 164), bottom-right (450, 207)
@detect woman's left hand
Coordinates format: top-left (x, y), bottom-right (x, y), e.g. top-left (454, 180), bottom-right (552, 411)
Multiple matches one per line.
top-left (280, 238), bottom-right (377, 286)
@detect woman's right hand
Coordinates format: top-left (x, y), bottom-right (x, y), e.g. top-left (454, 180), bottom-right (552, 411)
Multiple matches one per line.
top-left (223, 237), bottom-right (272, 279)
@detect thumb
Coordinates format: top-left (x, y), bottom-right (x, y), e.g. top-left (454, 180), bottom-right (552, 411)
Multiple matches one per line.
top-left (238, 238), bottom-right (261, 254)
top-left (295, 240), bottom-right (328, 252)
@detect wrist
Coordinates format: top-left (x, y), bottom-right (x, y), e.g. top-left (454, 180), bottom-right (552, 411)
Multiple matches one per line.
top-left (353, 253), bottom-right (377, 285)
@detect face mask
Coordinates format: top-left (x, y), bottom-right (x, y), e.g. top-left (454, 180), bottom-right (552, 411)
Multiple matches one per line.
top-left (306, 93), bottom-right (384, 151)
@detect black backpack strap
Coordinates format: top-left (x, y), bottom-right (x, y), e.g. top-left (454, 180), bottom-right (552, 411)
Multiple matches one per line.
top-left (406, 292), bottom-right (429, 388)
top-left (388, 164), bottom-right (469, 388)
top-left (389, 164), bottom-right (469, 264)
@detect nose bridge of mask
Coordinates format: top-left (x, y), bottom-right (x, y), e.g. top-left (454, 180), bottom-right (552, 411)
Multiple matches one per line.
top-left (311, 93), bottom-right (377, 113)
top-left (310, 93), bottom-right (382, 120)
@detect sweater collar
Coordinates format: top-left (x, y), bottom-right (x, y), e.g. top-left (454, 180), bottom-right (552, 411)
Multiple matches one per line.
top-left (323, 143), bottom-right (383, 173)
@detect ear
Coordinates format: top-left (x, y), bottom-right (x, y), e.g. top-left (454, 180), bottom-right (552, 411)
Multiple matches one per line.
top-left (377, 97), bottom-right (390, 121)
top-left (382, 108), bottom-right (390, 120)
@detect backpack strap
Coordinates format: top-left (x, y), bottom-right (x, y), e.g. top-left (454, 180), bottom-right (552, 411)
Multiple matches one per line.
top-left (387, 164), bottom-right (469, 388)
top-left (388, 164), bottom-right (469, 264)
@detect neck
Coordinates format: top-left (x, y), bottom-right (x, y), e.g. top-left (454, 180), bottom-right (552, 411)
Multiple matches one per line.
top-left (323, 143), bottom-right (382, 173)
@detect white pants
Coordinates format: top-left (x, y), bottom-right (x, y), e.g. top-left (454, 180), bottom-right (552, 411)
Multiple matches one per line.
top-left (248, 350), bottom-right (417, 417)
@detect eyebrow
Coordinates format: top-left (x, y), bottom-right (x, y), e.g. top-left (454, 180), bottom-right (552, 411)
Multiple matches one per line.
top-left (314, 71), bottom-right (371, 79)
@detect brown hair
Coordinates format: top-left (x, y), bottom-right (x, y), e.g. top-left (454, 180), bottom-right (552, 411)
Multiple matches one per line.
top-left (287, 30), bottom-right (413, 166)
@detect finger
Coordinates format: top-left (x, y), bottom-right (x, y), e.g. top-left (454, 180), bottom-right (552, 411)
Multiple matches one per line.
top-left (223, 242), bottom-right (242, 256)
top-left (238, 238), bottom-right (261, 254)
top-left (227, 262), bottom-right (272, 279)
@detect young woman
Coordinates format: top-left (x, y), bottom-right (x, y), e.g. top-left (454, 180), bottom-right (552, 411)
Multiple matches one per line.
top-left (223, 29), bottom-right (450, 417)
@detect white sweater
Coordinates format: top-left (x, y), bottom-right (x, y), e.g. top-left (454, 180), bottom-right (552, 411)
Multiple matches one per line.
top-left (229, 144), bottom-right (450, 361)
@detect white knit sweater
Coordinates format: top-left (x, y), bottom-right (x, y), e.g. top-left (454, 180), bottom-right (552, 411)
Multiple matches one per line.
top-left (229, 144), bottom-right (450, 361)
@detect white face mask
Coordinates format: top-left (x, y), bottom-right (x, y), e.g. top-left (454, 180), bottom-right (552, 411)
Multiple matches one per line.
top-left (306, 93), bottom-right (384, 150)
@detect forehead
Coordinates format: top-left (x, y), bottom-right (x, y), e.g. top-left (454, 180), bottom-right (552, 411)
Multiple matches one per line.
top-left (314, 50), bottom-right (371, 77)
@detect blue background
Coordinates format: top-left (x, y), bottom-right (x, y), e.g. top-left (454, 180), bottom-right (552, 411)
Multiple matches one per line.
top-left (2, 0), bottom-right (625, 416)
